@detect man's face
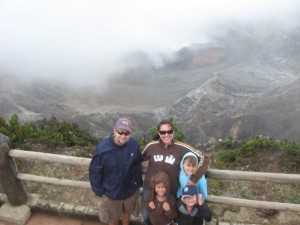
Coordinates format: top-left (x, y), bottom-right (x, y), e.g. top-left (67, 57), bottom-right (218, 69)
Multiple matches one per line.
top-left (114, 128), bottom-right (131, 145)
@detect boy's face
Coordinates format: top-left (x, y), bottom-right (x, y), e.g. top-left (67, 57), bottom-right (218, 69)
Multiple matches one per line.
top-left (183, 161), bottom-right (197, 176)
top-left (155, 182), bottom-right (166, 197)
top-left (182, 195), bottom-right (197, 207)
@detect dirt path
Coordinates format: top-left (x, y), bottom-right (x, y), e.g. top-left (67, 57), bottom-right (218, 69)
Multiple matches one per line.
top-left (0, 213), bottom-right (145, 225)
top-left (0, 213), bottom-right (103, 225)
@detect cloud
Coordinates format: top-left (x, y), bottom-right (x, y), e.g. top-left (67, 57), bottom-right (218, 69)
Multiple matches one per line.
top-left (0, 0), bottom-right (299, 86)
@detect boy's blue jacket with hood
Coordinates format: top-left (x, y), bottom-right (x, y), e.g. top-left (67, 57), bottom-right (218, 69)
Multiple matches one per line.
top-left (177, 152), bottom-right (208, 200)
top-left (89, 135), bottom-right (143, 200)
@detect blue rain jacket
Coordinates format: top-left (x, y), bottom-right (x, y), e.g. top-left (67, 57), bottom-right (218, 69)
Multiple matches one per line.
top-left (89, 135), bottom-right (143, 200)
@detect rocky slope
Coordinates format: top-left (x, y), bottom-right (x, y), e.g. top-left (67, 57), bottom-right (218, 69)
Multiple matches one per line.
top-left (1, 24), bottom-right (300, 145)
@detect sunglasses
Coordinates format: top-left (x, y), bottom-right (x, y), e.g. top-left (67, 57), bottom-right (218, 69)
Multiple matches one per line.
top-left (116, 129), bottom-right (131, 136)
top-left (159, 129), bottom-right (174, 135)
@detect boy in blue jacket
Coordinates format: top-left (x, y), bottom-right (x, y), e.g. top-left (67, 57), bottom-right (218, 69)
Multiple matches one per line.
top-left (177, 152), bottom-right (208, 205)
top-left (89, 118), bottom-right (143, 225)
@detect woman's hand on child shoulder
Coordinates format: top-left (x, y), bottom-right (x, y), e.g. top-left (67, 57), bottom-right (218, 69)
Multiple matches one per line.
top-left (188, 180), bottom-right (196, 186)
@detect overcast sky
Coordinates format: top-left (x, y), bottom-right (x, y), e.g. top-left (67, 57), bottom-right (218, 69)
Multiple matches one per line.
top-left (0, 0), bottom-right (299, 86)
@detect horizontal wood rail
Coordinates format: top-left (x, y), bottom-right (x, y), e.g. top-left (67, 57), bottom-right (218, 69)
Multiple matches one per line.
top-left (9, 149), bottom-right (300, 184)
top-left (207, 196), bottom-right (300, 211)
top-left (9, 149), bottom-right (90, 166)
top-left (206, 169), bottom-right (300, 184)
top-left (6, 149), bottom-right (300, 212)
top-left (16, 173), bottom-right (91, 189)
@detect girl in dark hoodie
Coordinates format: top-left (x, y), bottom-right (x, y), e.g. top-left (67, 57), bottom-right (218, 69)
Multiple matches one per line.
top-left (143, 171), bottom-right (178, 225)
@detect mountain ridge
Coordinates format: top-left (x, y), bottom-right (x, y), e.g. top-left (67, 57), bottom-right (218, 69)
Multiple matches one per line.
top-left (1, 24), bottom-right (300, 145)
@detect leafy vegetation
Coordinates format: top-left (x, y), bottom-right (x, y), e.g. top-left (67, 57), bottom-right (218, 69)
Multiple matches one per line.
top-left (209, 136), bottom-right (300, 205)
top-left (1, 114), bottom-right (186, 156)
top-left (212, 136), bottom-right (300, 170)
top-left (0, 114), bottom-right (97, 149)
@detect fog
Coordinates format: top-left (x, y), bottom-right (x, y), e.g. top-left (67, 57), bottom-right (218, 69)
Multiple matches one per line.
top-left (0, 0), bottom-right (299, 86)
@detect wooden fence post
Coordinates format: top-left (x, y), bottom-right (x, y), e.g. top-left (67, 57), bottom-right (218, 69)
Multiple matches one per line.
top-left (0, 133), bottom-right (28, 205)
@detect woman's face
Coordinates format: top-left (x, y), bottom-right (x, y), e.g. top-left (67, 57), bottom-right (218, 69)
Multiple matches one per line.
top-left (158, 124), bottom-right (174, 146)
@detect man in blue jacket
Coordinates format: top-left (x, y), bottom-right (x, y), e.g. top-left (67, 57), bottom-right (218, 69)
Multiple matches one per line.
top-left (89, 118), bottom-right (143, 225)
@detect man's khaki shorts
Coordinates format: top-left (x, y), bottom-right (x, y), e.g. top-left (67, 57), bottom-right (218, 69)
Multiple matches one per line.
top-left (98, 189), bottom-right (140, 223)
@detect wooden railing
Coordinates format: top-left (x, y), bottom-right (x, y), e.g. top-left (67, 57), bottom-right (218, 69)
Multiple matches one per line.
top-left (1, 149), bottom-right (299, 212)
top-left (0, 133), bottom-right (300, 215)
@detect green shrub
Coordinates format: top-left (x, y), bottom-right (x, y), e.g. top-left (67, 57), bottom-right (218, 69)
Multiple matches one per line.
top-left (212, 136), bottom-right (300, 172)
top-left (217, 137), bottom-right (236, 149)
top-left (215, 149), bottom-right (238, 163)
top-left (280, 140), bottom-right (300, 160)
top-left (0, 114), bottom-right (97, 148)
top-left (213, 137), bottom-right (279, 166)
top-left (0, 116), bottom-right (8, 135)
top-left (238, 137), bottom-right (277, 155)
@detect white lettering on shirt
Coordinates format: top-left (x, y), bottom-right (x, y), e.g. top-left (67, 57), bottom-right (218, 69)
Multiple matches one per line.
top-left (165, 155), bottom-right (175, 164)
top-left (153, 154), bottom-right (176, 165)
top-left (154, 155), bottom-right (164, 162)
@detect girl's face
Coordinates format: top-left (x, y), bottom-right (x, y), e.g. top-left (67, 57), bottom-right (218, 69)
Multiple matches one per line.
top-left (155, 182), bottom-right (166, 197)
top-left (158, 124), bottom-right (174, 146)
top-left (183, 161), bottom-right (197, 176)
top-left (182, 195), bottom-right (197, 207)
